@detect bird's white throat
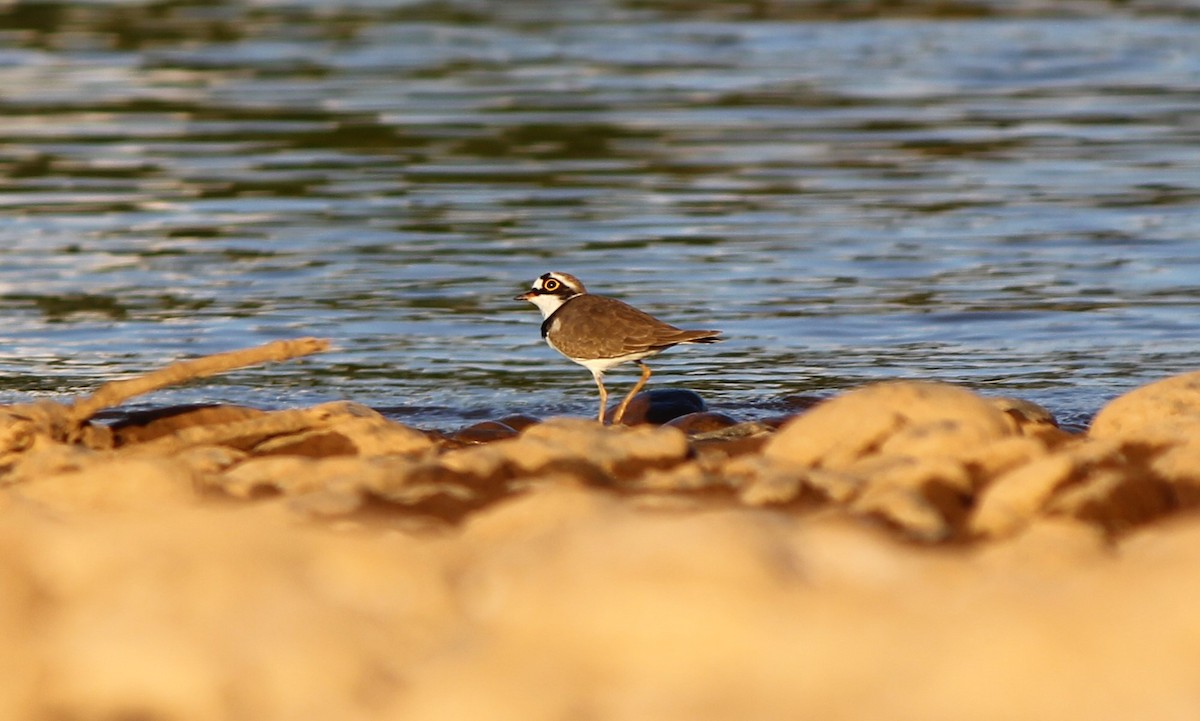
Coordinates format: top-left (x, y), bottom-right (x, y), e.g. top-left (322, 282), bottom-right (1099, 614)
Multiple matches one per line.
top-left (528, 292), bottom-right (570, 319)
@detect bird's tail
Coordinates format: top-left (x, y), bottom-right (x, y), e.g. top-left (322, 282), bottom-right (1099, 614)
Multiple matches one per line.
top-left (676, 330), bottom-right (723, 344)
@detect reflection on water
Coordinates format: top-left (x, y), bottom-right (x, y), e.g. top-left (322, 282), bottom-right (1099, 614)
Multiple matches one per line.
top-left (1, 1), bottom-right (1199, 429)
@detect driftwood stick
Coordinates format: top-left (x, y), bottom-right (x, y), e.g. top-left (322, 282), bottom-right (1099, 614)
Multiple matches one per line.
top-left (68, 338), bottom-right (331, 424)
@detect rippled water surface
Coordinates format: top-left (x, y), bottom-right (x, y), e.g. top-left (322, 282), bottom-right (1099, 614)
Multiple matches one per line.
top-left (1, 0), bottom-right (1199, 430)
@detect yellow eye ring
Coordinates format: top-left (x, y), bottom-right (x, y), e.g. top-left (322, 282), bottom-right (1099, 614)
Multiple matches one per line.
top-left (544, 279), bottom-right (560, 291)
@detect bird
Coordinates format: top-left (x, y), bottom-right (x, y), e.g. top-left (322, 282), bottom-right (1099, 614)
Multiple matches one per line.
top-left (514, 271), bottom-right (722, 424)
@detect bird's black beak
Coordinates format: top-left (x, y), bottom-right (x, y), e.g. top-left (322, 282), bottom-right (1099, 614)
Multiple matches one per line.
top-left (514, 290), bottom-right (535, 302)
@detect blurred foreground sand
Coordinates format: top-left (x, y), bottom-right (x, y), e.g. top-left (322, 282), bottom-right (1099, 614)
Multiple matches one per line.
top-left (4, 342), bottom-right (1200, 720)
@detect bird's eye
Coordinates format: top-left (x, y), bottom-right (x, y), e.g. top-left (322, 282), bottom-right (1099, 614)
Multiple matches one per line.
top-left (544, 279), bottom-right (560, 291)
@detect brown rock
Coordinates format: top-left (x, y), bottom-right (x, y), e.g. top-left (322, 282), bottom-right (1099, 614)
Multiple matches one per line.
top-left (779, 394), bottom-right (827, 413)
top-left (665, 411), bottom-right (739, 435)
top-left (692, 433), bottom-right (770, 462)
top-left (451, 421), bottom-right (519, 445)
top-left (496, 414), bottom-right (541, 432)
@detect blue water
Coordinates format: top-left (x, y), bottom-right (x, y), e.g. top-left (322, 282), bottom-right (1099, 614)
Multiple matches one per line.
top-left (1, 2), bottom-right (1198, 431)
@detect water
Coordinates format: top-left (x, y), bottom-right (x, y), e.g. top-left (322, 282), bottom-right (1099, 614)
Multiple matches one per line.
top-left (1, 1), bottom-right (1199, 431)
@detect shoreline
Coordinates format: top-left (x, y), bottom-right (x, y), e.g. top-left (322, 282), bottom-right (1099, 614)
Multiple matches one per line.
top-left (2, 340), bottom-right (1199, 718)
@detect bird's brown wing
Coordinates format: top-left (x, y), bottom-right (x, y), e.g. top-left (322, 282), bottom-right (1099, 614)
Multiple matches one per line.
top-left (550, 295), bottom-right (721, 360)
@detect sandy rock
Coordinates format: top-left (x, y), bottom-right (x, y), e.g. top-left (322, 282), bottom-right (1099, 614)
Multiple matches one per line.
top-left (511, 418), bottom-right (691, 480)
top-left (759, 382), bottom-right (1021, 539)
top-left (971, 453), bottom-right (1077, 538)
top-left (1144, 441), bottom-right (1200, 506)
top-left (435, 445), bottom-right (511, 484)
top-left (971, 437), bottom-right (1172, 538)
top-left (213, 455), bottom-right (479, 521)
top-left (1045, 466), bottom-right (1172, 535)
top-left (987, 396), bottom-right (1059, 434)
top-left (1090, 370), bottom-right (1200, 441)
top-left (266, 402), bottom-right (435, 458)
top-left (19, 339), bottom-right (1200, 720)
top-left (173, 446), bottom-right (248, 475)
top-left (728, 455), bottom-right (862, 508)
top-left (8, 455), bottom-right (199, 512)
top-left (253, 429), bottom-right (359, 457)
top-left (960, 435), bottom-right (1050, 482)
top-left (844, 455), bottom-right (974, 541)
top-left (0, 401), bottom-right (80, 467)
top-left (1, 503), bottom-right (454, 721)
top-left (216, 456), bottom-right (367, 499)
top-left (371, 482), bottom-right (479, 524)
top-left (764, 381), bottom-right (1017, 471)
top-left (111, 404), bottom-right (268, 446)
top-left (634, 461), bottom-right (719, 493)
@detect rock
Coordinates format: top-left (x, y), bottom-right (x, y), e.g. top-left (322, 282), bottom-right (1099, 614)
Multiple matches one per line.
top-left (451, 421), bottom-right (519, 445)
top-left (841, 454), bottom-right (974, 541)
top-left (216, 456), bottom-right (363, 499)
top-left (496, 414), bottom-right (541, 432)
top-left (111, 404), bottom-right (267, 446)
top-left (728, 455), bottom-right (857, 508)
top-left (1045, 466), bottom-right (1172, 535)
top-left (666, 411), bottom-right (739, 435)
top-left (962, 436), bottom-right (1051, 483)
top-left (758, 381), bottom-right (1023, 540)
top-left (778, 394), bottom-right (828, 414)
top-left (764, 381), bottom-right (1017, 471)
top-left (1091, 370), bottom-right (1200, 442)
top-left (254, 430), bottom-right (359, 458)
top-left (510, 418), bottom-right (691, 481)
top-left (607, 388), bottom-right (707, 425)
top-left (987, 396), bottom-right (1057, 429)
top-left (253, 403), bottom-right (436, 458)
top-left (987, 396), bottom-right (1071, 445)
top-left (693, 434), bottom-right (770, 462)
top-left (757, 414), bottom-right (799, 430)
top-left (1146, 441), bottom-right (1200, 494)
top-left (970, 437), bottom-right (1173, 538)
top-left (7, 455), bottom-right (199, 512)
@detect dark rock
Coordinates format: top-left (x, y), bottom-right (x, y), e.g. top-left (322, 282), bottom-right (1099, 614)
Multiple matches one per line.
top-left (607, 389), bottom-right (707, 426)
top-left (780, 394), bottom-right (828, 412)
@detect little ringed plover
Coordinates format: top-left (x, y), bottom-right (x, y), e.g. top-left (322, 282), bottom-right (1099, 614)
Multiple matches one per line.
top-left (514, 271), bottom-right (722, 424)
